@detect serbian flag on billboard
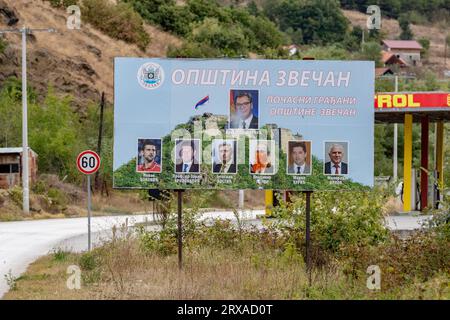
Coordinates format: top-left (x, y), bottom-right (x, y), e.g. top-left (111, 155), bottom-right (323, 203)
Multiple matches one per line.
top-left (195, 95), bottom-right (209, 110)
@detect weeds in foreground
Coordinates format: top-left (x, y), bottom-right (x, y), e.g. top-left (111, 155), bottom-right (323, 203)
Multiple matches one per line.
top-left (4, 190), bottom-right (450, 299)
top-left (4, 270), bottom-right (18, 291)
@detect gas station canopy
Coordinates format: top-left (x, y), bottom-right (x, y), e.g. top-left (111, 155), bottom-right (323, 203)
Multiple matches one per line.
top-left (374, 92), bottom-right (449, 212)
top-left (374, 92), bottom-right (450, 123)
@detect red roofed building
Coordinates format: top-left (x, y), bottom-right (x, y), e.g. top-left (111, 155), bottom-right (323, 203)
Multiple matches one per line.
top-left (382, 40), bottom-right (423, 66)
top-left (375, 67), bottom-right (394, 77)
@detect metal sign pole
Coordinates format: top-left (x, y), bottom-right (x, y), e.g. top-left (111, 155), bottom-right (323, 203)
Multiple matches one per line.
top-left (87, 174), bottom-right (92, 251)
top-left (177, 190), bottom-right (183, 269)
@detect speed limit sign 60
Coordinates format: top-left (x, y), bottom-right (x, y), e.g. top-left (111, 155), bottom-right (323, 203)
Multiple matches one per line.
top-left (77, 150), bottom-right (101, 175)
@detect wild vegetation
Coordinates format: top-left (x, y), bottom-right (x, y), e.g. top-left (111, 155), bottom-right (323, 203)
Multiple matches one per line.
top-left (4, 190), bottom-right (449, 299)
top-left (47, 0), bottom-right (150, 50)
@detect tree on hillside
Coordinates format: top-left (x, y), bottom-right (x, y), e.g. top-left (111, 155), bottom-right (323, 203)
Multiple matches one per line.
top-left (264, 0), bottom-right (349, 45)
top-left (399, 14), bottom-right (414, 40)
top-left (358, 41), bottom-right (382, 67)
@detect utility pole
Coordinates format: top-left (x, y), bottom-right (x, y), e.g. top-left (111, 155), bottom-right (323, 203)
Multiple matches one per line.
top-left (393, 75), bottom-right (398, 182)
top-left (0, 26), bottom-right (56, 214)
top-left (95, 92), bottom-right (105, 190)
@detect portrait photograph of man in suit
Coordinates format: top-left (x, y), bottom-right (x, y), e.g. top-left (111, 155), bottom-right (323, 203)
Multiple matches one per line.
top-left (229, 90), bottom-right (259, 129)
top-left (324, 142), bottom-right (348, 175)
top-left (175, 139), bottom-right (201, 173)
top-left (212, 139), bottom-right (237, 174)
top-left (250, 140), bottom-right (275, 174)
top-left (287, 141), bottom-right (311, 175)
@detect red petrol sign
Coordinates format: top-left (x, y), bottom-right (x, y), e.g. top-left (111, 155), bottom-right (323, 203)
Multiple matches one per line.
top-left (375, 93), bottom-right (450, 109)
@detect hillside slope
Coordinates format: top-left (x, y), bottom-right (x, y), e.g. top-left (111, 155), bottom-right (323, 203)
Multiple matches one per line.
top-left (343, 10), bottom-right (449, 75)
top-left (0, 0), bottom-right (181, 109)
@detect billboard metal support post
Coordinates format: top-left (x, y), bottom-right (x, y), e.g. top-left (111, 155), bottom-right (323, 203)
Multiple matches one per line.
top-left (238, 190), bottom-right (244, 209)
top-left (305, 191), bottom-right (312, 286)
top-left (177, 190), bottom-right (183, 270)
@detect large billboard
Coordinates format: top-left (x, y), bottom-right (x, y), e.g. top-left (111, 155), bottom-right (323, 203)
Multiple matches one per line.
top-left (113, 58), bottom-right (374, 190)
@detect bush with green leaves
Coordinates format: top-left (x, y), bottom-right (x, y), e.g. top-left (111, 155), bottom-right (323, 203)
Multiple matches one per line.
top-left (131, 0), bottom-right (284, 57)
top-left (81, 0), bottom-right (150, 50)
top-left (0, 77), bottom-right (118, 187)
top-left (357, 41), bottom-right (382, 67)
top-left (264, 0), bottom-right (349, 45)
top-left (8, 186), bottom-right (23, 209)
top-left (269, 189), bottom-right (389, 256)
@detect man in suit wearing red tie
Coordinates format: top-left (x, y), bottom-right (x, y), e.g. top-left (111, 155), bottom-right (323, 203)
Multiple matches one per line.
top-left (324, 143), bottom-right (348, 175)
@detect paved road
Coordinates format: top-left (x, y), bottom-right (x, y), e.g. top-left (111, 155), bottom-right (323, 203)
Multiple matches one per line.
top-left (384, 214), bottom-right (432, 231)
top-left (0, 214), bottom-right (152, 297)
top-left (0, 210), bottom-right (431, 298)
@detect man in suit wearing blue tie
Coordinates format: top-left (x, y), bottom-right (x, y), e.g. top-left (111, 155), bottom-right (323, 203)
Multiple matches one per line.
top-left (229, 92), bottom-right (259, 129)
top-left (287, 141), bottom-right (311, 174)
top-left (324, 143), bottom-right (348, 175)
top-left (175, 140), bottom-right (200, 173)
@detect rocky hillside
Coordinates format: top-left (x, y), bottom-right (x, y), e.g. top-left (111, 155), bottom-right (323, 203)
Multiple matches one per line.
top-left (0, 0), bottom-right (181, 109)
top-left (0, 1), bottom-right (447, 113)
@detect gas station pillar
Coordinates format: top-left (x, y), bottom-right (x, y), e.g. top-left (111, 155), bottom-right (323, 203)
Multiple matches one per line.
top-left (403, 114), bottom-right (413, 212)
top-left (436, 121), bottom-right (444, 189)
top-left (420, 115), bottom-right (429, 210)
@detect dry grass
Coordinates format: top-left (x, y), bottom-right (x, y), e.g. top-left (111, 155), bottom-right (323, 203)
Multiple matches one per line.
top-left (382, 196), bottom-right (403, 215)
top-left (3, 222), bottom-right (450, 300)
top-left (2, 240), bottom-right (338, 300)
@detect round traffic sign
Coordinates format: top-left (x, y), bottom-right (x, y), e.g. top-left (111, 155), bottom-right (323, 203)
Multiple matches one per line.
top-left (77, 150), bottom-right (101, 175)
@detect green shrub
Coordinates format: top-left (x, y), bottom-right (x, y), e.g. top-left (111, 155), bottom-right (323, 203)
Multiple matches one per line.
top-left (132, 0), bottom-right (285, 56)
top-left (358, 41), bottom-right (382, 67)
top-left (81, 0), bottom-right (150, 50)
top-left (271, 190), bottom-right (389, 255)
top-left (264, 0), bottom-right (349, 45)
top-left (156, 4), bottom-right (195, 36)
top-left (138, 227), bottom-right (177, 256)
top-left (52, 248), bottom-right (69, 262)
top-left (47, 188), bottom-right (68, 207)
top-left (32, 180), bottom-right (48, 195)
top-left (79, 251), bottom-right (98, 271)
top-left (8, 186), bottom-right (23, 208)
